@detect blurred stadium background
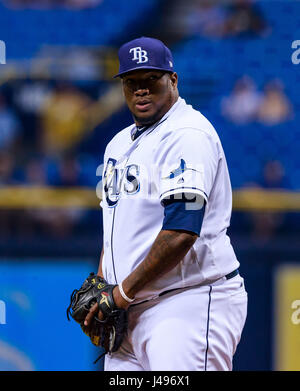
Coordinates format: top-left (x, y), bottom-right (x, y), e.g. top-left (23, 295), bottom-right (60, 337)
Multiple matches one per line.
top-left (0, 0), bottom-right (299, 371)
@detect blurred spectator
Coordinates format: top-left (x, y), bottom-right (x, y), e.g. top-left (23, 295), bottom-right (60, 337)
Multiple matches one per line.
top-left (258, 160), bottom-right (290, 189)
top-left (39, 82), bottom-right (92, 157)
top-left (0, 151), bottom-right (17, 185)
top-left (247, 160), bottom-right (288, 242)
top-left (182, 0), bottom-right (227, 38)
top-left (164, 0), bottom-right (268, 40)
top-left (159, 0), bottom-right (227, 41)
top-left (249, 210), bottom-right (284, 242)
top-left (0, 152), bottom-right (20, 237)
top-left (17, 156), bottom-right (48, 237)
top-left (223, 0), bottom-right (268, 38)
top-left (0, 93), bottom-right (22, 152)
top-left (12, 79), bottom-right (52, 147)
top-left (51, 154), bottom-right (82, 187)
top-left (63, 49), bottom-right (100, 82)
top-left (13, 79), bottom-right (52, 117)
top-left (221, 77), bottom-right (293, 126)
top-left (21, 155), bottom-right (86, 238)
top-left (244, 160), bottom-right (290, 190)
top-left (257, 80), bottom-right (293, 126)
top-left (221, 75), bottom-right (262, 124)
top-left (37, 208), bottom-right (84, 238)
top-left (23, 156), bottom-right (48, 185)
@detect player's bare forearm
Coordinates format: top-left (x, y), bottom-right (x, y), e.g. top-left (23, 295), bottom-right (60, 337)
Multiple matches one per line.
top-left (84, 230), bottom-right (196, 324)
top-left (121, 229), bottom-right (197, 301)
top-left (91, 230), bottom-right (195, 315)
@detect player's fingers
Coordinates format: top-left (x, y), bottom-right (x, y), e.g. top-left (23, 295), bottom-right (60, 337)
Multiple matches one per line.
top-left (84, 302), bottom-right (98, 326)
top-left (97, 309), bottom-right (104, 321)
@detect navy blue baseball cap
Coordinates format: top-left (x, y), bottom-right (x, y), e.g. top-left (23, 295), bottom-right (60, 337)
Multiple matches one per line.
top-left (114, 36), bottom-right (174, 78)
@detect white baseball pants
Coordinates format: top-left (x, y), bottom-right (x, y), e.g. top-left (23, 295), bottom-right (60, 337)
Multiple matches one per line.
top-left (104, 274), bottom-right (247, 371)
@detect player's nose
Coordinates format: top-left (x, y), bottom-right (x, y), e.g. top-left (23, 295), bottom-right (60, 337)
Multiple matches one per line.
top-left (134, 88), bottom-right (149, 96)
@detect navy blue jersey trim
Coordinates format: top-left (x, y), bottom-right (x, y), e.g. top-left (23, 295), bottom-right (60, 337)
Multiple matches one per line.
top-left (162, 200), bottom-right (205, 236)
top-left (132, 125), bottom-right (150, 141)
top-left (204, 285), bottom-right (212, 371)
top-left (131, 117), bottom-right (168, 142)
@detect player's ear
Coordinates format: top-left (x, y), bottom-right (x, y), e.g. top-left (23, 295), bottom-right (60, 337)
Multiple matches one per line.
top-left (169, 72), bottom-right (178, 89)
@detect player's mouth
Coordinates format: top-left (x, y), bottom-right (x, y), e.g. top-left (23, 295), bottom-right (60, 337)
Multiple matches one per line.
top-left (135, 100), bottom-right (152, 112)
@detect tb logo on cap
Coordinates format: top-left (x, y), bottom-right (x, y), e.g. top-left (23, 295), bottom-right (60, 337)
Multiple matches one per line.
top-left (129, 47), bottom-right (148, 64)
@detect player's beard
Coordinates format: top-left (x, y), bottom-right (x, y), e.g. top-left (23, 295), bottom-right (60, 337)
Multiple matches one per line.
top-left (132, 101), bottom-right (172, 126)
top-left (133, 112), bottom-right (160, 126)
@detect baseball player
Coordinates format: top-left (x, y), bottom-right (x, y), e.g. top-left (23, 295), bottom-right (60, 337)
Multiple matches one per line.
top-left (84, 36), bottom-right (248, 371)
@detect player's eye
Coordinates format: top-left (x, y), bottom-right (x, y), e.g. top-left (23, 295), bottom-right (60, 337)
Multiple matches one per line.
top-left (124, 79), bottom-right (134, 86)
top-left (123, 73), bottom-right (165, 91)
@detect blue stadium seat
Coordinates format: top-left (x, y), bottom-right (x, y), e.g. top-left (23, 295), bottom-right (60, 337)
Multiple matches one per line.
top-left (0, 0), bottom-right (159, 59)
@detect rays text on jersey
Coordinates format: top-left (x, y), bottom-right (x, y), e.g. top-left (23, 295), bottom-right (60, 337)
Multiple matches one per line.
top-left (103, 158), bottom-right (140, 207)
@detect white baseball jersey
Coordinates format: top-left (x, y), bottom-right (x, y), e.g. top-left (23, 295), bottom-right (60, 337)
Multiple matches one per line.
top-left (100, 97), bottom-right (239, 303)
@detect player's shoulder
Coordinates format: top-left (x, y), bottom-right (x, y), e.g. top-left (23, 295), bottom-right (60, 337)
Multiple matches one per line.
top-left (166, 98), bottom-right (220, 143)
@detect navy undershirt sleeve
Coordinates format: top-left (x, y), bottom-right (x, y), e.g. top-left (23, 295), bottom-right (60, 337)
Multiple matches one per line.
top-left (162, 196), bottom-right (206, 236)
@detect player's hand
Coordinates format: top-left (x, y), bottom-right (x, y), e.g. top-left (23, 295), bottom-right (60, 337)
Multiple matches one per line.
top-left (84, 302), bottom-right (101, 326)
top-left (84, 286), bottom-right (130, 327)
